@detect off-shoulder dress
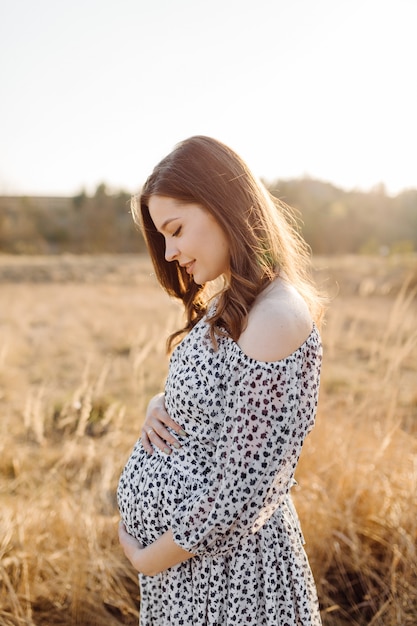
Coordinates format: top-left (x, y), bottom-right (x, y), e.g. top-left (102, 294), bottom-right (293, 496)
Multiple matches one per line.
top-left (117, 311), bottom-right (323, 625)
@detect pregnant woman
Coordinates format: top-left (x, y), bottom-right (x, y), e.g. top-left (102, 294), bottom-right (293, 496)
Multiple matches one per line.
top-left (117, 136), bottom-right (325, 625)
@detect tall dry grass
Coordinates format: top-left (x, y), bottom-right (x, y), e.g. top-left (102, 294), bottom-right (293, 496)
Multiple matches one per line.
top-left (295, 267), bottom-right (417, 625)
top-left (0, 253), bottom-right (416, 625)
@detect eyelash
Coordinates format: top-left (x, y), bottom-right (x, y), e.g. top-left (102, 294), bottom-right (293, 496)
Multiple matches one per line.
top-left (172, 226), bottom-right (182, 237)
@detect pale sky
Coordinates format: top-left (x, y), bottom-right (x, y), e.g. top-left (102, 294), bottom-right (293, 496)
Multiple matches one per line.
top-left (1, 0), bottom-right (416, 196)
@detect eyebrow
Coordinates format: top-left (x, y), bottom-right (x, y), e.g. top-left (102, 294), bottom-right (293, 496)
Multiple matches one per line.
top-left (158, 217), bottom-right (180, 233)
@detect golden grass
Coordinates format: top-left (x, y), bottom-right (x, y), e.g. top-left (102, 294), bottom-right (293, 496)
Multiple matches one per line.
top-left (0, 253), bottom-right (416, 625)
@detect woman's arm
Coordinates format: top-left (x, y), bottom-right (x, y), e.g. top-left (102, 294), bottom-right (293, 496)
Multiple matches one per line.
top-left (169, 298), bottom-right (322, 557)
top-left (118, 394), bottom-right (192, 574)
top-left (118, 523), bottom-right (194, 576)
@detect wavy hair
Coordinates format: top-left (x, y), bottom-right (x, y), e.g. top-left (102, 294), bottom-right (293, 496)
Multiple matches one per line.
top-left (132, 136), bottom-right (325, 350)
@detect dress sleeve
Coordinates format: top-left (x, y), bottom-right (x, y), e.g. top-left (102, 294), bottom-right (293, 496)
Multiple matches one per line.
top-left (170, 334), bottom-right (322, 556)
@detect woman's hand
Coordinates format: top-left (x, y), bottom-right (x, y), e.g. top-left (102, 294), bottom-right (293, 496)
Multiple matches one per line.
top-left (141, 392), bottom-right (187, 455)
top-left (118, 522), bottom-right (194, 576)
top-left (118, 521), bottom-right (145, 571)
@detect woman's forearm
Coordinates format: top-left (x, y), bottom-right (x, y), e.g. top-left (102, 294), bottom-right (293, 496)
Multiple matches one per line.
top-left (140, 530), bottom-right (194, 576)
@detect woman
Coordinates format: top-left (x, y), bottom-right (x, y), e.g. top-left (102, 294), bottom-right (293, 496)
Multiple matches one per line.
top-left (117, 136), bottom-right (324, 625)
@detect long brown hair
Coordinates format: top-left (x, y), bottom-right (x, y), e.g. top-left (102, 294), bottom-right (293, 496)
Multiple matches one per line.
top-left (132, 136), bottom-right (325, 350)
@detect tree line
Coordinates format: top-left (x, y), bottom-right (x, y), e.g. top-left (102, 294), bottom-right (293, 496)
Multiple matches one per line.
top-left (0, 179), bottom-right (416, 255)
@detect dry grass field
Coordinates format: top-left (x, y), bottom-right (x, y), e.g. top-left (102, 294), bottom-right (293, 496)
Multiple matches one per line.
top-left (0, 253), bottom-right (416, 626)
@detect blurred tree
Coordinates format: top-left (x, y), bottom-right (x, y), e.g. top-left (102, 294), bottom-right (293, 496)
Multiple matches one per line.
top-left (94, 183), bottom-right (108, 200)
top-left (267, 177), bottom-right (416, 255)
top-left (0, 178), bottom-right (415, 255)
top-left (73, 189), bottom-right (88, 209)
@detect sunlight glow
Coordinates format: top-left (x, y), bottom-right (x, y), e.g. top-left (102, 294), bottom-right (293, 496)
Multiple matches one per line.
top-left (0, 0), bottom-right (416, 196)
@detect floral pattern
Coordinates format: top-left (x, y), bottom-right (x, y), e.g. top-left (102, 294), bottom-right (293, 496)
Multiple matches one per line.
top-left (118, 313), bottom-right (322, 625)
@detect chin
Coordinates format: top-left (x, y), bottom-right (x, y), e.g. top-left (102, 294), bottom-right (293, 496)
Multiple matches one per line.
top-left (192, 271), bottom-right (214, 285)
top-left (193, 270), bottom-right (225, 286)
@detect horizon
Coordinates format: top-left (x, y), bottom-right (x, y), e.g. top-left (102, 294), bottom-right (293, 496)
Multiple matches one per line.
top-left (0, 172), bottom-right (415, 200)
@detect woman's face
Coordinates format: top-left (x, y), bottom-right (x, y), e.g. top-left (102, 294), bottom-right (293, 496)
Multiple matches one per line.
top-left (148, 195), bottom-right (230, 285)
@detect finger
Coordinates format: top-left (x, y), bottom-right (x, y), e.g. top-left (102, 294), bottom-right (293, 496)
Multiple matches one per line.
top-left (118, 521), bottom-right (128, 544)
top-left (141, 432), bottom-right (154, 455)
top-left (149, 419), bottom-right (188, 450)
top-left (143, 417), bottom-right (186, 450)
top-left (147, 427), bottom-right (173, 455)
top-left (151, 423), bottom-right (183, 451)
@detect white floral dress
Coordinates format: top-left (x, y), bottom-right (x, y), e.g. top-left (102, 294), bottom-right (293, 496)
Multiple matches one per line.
top-left (117, 311), bottom-right (323, 625)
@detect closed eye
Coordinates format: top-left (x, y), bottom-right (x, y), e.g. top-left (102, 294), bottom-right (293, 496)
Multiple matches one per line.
top-left (172, 226), bottom-right (182, 237)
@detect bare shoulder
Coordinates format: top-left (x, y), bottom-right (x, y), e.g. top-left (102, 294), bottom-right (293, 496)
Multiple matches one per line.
top-left (237, 278), bottom-right (313, 362)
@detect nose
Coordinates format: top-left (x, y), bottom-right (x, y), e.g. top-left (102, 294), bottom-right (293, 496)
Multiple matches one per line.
top-left (165, 241), bottom-right (179, 262)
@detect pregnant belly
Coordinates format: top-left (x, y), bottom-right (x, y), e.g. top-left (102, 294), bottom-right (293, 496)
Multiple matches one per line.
top-left (117, 438), bottom-right (205, 546)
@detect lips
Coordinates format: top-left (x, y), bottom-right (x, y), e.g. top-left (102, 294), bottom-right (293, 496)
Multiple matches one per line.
top-left (180, 261), bottom-right (195, 274)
